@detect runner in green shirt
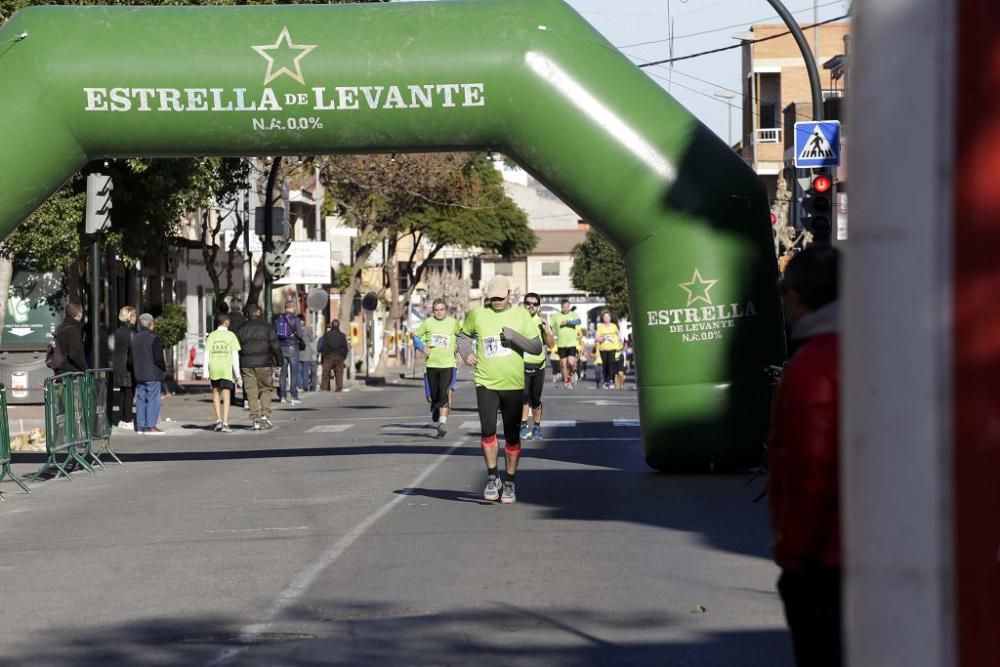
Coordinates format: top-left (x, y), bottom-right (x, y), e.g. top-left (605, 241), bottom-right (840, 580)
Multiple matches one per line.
top-left (414, 298), bottom-right (461, 438)
top-left (519, 292), bottom-right (556, 442)
top-left (549, 299), bottom-right (582, 389)
top-left (203, 313), bottom-right (242, 433)
top-left (457, 276), bottom-right (543, 504)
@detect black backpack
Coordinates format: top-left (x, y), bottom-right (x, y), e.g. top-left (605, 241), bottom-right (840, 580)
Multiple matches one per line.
top-left (45, 337), bottom-right (65, 370)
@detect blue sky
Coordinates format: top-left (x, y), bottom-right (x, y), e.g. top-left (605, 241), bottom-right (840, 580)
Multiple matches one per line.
top-left (564, 0), bottom-right (851, 142)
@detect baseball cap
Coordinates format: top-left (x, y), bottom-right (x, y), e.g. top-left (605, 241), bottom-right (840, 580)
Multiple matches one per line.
top-left (484, 275), bottom-right (511, 299)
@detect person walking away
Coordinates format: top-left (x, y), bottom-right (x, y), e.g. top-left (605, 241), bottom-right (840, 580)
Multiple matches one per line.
top-left (297, 313), bottom-right (318, 393)
top-left (129, 313), bottom-right (166, 434)
top-left (51, 302), bottom-right (87, 375)
top-left (203, 313), bottom-right (242, 433)
top-left (768, 244), bottom-right (842, 667)
top-left (519, 292), bottom-right (555, 441)
top-left (413, 298), bottom-right (461, 438)
top-left (273, 302), bottom-right (303, 404)
top-left (457, 276), bottom-right (543, 504)
top-left (595, 310), bottom-right (622, 389)
top-left (111, 306), bottom-right (136, 428)
top-left (318, 320), bottom-right (350, 392)
top-left (549, 299), bottom-right (581, 389)
top-left (227, 301), bottom-right (246, 333)
top-left (238, 304), bottom-right (282, 430)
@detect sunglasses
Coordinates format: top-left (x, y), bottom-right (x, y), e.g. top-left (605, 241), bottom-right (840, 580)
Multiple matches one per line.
top-left (524, 301), bottom-right (540, 307)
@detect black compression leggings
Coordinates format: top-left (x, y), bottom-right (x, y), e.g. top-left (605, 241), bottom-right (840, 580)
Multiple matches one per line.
top-left (523, 370), bottom-right (545, 409)
top-left (476, 385), bottom-right (524, 445)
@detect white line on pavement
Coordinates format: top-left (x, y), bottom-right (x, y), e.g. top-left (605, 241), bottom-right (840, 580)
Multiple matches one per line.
top-left (304, 424), bottom-right (354, 434)
top-left (613, 419), bottom-right (641, 427)
top-left (207, 437), bottom-right (467, 667)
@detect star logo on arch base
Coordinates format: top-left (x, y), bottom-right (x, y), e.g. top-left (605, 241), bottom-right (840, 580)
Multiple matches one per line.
top-left (252, 27), bottom-right (317, 86)
top-left (678, 269), bottom-right (718, 307)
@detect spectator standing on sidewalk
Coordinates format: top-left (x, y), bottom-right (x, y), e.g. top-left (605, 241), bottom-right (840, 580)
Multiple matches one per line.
top-left (129, 313), bottom-right (166, 434)
top-left (297, 313), bottom-right (317, 393)
top-left (111, 306), bottom-right (137, 428)
top-left (273, 301), bottom-right (303, 404)
top-left (318, 320), bottom-right (349, 392)
top-left (203, 313), bottom-right (242, 433)
top-left (768, 244), bottom-right (842, 667)
top-left (52, 302), bottom-right (87, 375)
top-left (238, 304), bottom-right (282, 431)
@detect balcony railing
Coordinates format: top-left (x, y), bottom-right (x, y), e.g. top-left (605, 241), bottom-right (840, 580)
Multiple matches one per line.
top-left (753, 128), bottom-right (783, 144)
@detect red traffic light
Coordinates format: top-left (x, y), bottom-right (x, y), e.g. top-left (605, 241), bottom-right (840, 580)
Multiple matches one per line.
top-left (812, 175), bottom-right (833, 193)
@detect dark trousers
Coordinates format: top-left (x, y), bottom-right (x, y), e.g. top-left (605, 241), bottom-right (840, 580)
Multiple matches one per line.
top-left (278, 344), bottom-right (300, 400)
top-left (113, 385), bottom-right (133, 425)
top-left (321, 355), bottom-right (346, 391)
top-left (475, 386), bottom-right (524, 444)
top-left (778, 566), bottom-right (843, 667)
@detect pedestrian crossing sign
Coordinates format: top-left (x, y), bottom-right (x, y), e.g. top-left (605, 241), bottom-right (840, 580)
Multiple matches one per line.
top-left (794, 121), bottom-right (841, 168)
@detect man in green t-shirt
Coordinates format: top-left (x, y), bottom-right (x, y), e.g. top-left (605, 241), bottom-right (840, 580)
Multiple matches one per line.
top-left (549, 299), bottom-right (582, 389)
top-left (519, 292), bottom-right (555, 442)
top-left (203, 313), bottom-right (242, 433)
top-left (414, 298), bottom-right (461, 438)
top-left (457, 276), bottom-right (543, 504)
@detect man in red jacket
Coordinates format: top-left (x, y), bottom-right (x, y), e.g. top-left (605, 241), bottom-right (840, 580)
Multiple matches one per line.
top-left (768, 244), bottom-right (841, 667)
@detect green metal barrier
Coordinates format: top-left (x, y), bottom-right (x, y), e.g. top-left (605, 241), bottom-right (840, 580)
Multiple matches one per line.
top-left (31, 373), bottom-right (95, 481)
top-left (0, 385), bottom-right (32, 496)
top-left (84, 369), bottom-right (121, 466)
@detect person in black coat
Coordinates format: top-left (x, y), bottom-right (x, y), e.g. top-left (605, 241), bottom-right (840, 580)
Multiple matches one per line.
top-left (319, 320), bottom-right (350, 392)
top-left (237, 303), bottom-right (282, 430)
top-left (111, 305), bottom-right (137, 427)
top-left (227, 301), bottom-right (247, 333)
top-left (129, 313), bottom-right (166, 434)
top-left (52, 302), bottom-right (87, 374)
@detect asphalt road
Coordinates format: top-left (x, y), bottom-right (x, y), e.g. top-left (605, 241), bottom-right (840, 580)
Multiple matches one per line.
top-left (0, 371), bottom-right (791, 666)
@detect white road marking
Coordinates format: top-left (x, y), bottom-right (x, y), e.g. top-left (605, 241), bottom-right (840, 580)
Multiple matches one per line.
top-left (544, 420), bottom-right (577, 428)
top-left (613, 419), bottom-right (641, 427)
top-left (208, 437), bottom-right (467, 666)
top-left (304, 424), bottom-right (354, 434)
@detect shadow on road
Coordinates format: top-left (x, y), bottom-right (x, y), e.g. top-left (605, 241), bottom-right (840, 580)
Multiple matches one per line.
top-left (0, 602), bottom-right (792, 666)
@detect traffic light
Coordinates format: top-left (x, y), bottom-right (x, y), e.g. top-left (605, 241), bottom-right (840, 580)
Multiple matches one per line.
top-left (85, 173), bottom-right (113, 233)
top-left (264, 238), bottom-right (291, 279)
top-left (801, 170), bottom-right (834, 242)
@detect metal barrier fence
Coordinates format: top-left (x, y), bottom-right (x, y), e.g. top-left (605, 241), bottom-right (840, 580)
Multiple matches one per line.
top-left (84, 369), bottom-right (121, 466)
top-left (0, 385), bottom-right (31, 496)
top-left (29, 369), bottom-right (119, 481)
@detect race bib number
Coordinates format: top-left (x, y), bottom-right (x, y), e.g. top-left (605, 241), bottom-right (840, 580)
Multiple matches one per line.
top-left (482, 335), bottom-right (512, 358)
top-left (430, 334), bottom-right (450, 348)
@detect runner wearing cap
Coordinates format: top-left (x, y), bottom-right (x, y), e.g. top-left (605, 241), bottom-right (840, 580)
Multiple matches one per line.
top-left (413, 298), bottom-right (461, 438)
top-left (458, 275), bottom-right (543, 504)
top-left (519, 292), bottom-right (555, 441)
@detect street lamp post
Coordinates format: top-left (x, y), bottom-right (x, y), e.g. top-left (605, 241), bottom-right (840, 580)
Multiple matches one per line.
top-left (713, 92), bottom-right (737, 146)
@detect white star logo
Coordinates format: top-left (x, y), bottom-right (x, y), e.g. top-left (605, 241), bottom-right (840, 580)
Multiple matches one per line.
top-left (678, 269), bottom-right (718, 307)
top-left (252, 27), bottom-right (317, 86)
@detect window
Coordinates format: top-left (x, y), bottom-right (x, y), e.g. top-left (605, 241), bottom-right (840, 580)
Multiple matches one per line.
top-left (494, 262), bottom-right (513, 277)
top-left (541, 262), bottom-right (560, 277)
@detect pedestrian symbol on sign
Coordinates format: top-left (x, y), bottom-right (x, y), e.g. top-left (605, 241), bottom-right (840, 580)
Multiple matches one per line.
top-left (793, 121), bottom-right (841, 168)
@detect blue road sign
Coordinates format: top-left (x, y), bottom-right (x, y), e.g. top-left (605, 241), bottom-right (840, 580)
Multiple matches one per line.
top-left (794, 121), bottom-right (842, 168)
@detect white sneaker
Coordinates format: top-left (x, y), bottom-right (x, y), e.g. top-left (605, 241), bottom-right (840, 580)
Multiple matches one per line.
top-left (220, 423), bottom-right (232, 433)
top-left (483, 476), bottom-right (501, 501)
top-left (500, 482), bottom-right (516, 504)
top-left (116, 421), bottom-right (133, 430)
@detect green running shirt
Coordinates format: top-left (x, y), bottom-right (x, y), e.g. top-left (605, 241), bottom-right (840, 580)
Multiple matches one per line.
top-left (205, 328), bottom-right (240, 381)
top-left (462, 305), bottom-right (539, 390)
top-left (550, 311), bottom-right (582, 348)
top-left (415, 315), bottom-right (460, 369)
top-left (522, 311), bottom-right (548, 365)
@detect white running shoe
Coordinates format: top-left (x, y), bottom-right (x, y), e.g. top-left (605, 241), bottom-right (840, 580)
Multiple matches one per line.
top-left (483, 476), bottom-right (501, 501)
top-left (500, 482), bottom-right (516, 504)
top-left (220, 423), bottom-right (232, 433)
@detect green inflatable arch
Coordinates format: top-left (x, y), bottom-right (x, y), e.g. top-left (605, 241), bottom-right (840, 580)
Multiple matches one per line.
top-left (0, 0), bottom-right (784, 471)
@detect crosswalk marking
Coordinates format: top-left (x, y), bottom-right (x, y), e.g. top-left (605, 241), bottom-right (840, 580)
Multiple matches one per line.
top-left (305, 424), bottom-right (354, 434)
